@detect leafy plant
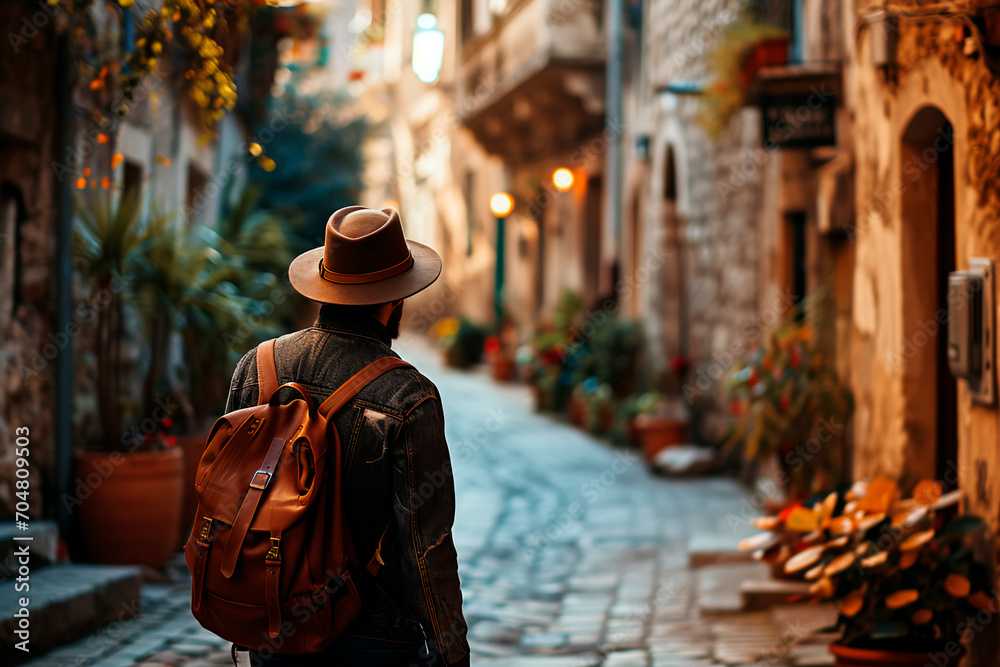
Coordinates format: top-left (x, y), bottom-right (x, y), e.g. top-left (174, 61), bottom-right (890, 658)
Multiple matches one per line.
top-left (73, 190), bottom-right (172, 446)
top-left (700, 20), bottom-right (789, 138)
top-left (572, 316), bottom-right (644, 396)
top-left (434, 317), bottom-right (487, 368)
top-left (726, 315), bottom-right (854, 497)
top-left (740, 477), bottom-right (998, 651)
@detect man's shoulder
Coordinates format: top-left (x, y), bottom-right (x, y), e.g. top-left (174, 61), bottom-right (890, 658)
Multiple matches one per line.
top-left (369, 360), bottom-right (441, 418)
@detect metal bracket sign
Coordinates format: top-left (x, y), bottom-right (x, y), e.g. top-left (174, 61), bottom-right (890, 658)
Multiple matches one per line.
top-left (760, 91), bottom-right (837, 148)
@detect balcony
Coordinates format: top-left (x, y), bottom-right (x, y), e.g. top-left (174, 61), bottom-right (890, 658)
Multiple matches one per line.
top-left (457, 0), bottom-right (606, 164)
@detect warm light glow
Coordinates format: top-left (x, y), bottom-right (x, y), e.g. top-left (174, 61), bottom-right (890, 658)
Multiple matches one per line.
top-left (490, 192), bottom-right (515, 217)
top-left (381, 199), bottom-right (400, 211)
top-left (552, 168), bottom-right (575, 191)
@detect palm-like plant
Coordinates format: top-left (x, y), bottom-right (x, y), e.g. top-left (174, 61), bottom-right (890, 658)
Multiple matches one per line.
top-left (73, 190), bottom-right (171, 445)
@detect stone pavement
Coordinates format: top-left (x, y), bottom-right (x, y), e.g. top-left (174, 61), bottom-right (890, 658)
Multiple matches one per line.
top-left (21, 339), bottom-right (835, 667)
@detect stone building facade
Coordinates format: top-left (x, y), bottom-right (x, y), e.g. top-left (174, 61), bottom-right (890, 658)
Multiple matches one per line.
top-left (847, 2), bottom-right (1000, 548)
top-left (0, 2), bottom-right (62, 519)
top-left (0, 0), bottom-right (267, 522)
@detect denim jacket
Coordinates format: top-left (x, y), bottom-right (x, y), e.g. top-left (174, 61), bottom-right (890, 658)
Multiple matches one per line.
top-left (224, 306), bottom-right (470, 666)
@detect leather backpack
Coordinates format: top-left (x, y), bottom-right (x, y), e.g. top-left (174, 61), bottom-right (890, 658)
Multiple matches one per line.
top-left (184, 338), bottom-right (411, 654)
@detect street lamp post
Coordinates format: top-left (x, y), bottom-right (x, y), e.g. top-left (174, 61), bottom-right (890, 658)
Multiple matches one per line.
top-left (489, 192), bottom-right (514, 324)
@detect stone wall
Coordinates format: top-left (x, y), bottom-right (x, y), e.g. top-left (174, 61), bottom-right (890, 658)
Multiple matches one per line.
top-left (849, 6), bottom-right (1000, 547)
top-left (0, 3), bottom-right (60, 519)
top-left (641, 0), bottom-right (771, 439)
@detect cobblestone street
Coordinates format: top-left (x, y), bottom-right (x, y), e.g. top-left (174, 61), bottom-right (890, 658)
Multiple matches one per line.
top-left (21, 340), bottom-right (836, 667)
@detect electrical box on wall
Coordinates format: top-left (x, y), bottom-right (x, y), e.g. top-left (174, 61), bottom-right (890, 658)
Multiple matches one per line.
top-left (947, 257), bottom-right (995, 406)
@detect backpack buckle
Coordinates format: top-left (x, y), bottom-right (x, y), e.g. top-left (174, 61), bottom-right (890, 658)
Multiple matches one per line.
top-left (197, 517), bottom-right (213, 547)
top-left (266, 537), bottom-right (281, 561)
top-left (250, 470), bottom-right (272, 490)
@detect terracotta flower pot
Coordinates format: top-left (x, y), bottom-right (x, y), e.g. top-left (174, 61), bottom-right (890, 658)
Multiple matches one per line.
top-left (178, 434), bottom-right (209, 548)
top-left (74, 448), bottom-right (183, 568)
top-left (635, 415), bottom-right (688, 463)
top-left (568, 395), bottom-right (587, 427)
top-left (739, 36), bottom-right (790, 89)
top-left (830, 643), bottom-right (964, 667)
top-left (490, 354), bottom-right (515, 381)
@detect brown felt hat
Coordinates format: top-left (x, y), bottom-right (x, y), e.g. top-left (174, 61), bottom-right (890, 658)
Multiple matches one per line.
top-left (288, 206), bottom-right (441, 305)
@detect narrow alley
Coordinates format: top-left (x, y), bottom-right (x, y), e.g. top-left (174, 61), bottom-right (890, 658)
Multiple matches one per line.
top-left (19, 341), bottom-right (835, 667)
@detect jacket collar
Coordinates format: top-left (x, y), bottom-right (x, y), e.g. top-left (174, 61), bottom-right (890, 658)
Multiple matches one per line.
top-left (313, 304), bottom-right (393, 348)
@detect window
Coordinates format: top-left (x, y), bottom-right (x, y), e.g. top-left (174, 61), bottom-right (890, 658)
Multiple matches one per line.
top-left (0, 183), bottom-right (23, 329)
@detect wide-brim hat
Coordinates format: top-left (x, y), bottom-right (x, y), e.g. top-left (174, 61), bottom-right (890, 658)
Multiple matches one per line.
top-left (289, 206), bottom-right (441, 305)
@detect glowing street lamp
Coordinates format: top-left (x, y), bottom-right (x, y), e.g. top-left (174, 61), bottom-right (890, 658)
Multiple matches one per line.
top-left (489, 192), bottom-right (515, 217)
top-left (489, 192), bottom-right (514, 323)
top-left (412, 13), bottom-right (445, 84)
top-left (552, 168), bottom-right (575, 191)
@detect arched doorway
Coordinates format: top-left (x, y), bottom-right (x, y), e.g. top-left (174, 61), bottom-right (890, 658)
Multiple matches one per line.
top-left (899, 106), bottom-right (957, 488)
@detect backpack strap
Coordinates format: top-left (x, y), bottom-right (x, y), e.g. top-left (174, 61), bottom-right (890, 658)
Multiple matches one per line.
top-left (220, 433), bottom-right (288, 579)
top-left (318, 357), bottom-right (413, 418)
top-left (256, 339), bottom-right (279, 406)
top-left (316, 357), bottom-right (411, 580)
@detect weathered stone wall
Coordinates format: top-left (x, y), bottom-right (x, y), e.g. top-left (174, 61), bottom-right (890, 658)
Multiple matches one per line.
top-left (0, 2), bottom-right (59, 519)
top-left (641, 0), bottom-right (770, 439)
top-left (849, 7), bottom-right (1000, 547)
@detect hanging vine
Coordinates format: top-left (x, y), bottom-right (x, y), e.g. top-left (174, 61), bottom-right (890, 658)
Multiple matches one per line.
top-left (52, 0), bottom-right (246, 140)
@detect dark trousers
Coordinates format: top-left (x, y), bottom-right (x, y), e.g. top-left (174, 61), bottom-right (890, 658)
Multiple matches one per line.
top-left (232, 637), bottom-right (431, 667)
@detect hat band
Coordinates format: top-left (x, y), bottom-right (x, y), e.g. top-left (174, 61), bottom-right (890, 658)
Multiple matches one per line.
top-left (318, 252), bottom-right (414, 285)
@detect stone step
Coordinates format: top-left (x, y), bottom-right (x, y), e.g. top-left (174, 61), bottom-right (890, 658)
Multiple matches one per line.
top-left (0, 563), bottom-right (142, 665)
top-left (740, 577), bottom-right (812, 611)
top-left (695, 562), bottom-right (769, 614)
top-left (687, 532), bottom-right (755, 569)
top-left (0, 521), bottom-right (59, 582)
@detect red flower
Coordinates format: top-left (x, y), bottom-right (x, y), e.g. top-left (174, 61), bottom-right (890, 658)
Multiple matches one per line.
top-left (166, 435), bottom-right (177, 447)
top-left (790, 346), bottom-right (801, 370)
top-left (779, 395), bottom-right (790, 411)
top-left (729, 399), bottom-right (742, 416)
top-left (484, 336), bottom-right (501, 355)
top-left (162, 416), bottom-right (173, 430)
top-left (762, 355), bottom-right (772, 371)
top-left (669, 354), bottom-right (691, 378)
top-left (778, 502), bottom-right (802, 522)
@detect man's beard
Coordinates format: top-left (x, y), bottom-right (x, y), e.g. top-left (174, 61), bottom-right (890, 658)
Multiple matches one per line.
top-left (386, 302), bottom-right (404, 339)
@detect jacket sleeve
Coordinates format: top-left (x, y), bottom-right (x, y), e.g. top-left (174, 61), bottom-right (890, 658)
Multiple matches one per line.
top-left (393, 393), bottom-right (470, 667)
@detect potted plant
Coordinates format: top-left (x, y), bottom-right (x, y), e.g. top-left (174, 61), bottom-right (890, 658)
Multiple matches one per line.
top-left (483, 321), bottom-right (519, 383)
top-left (726, 316), bottom-right (854, 505)
top-left (71, 190), bottom-right (185, 568)
top-left (634, 355), bottom-right (692, 462)
top-left (740, 476), bottom-right (997, 666)
top-left (435, 317), bottom-right (486, 369)
top-left (582, 380), bottom-right (616, 436)
top-left (700, 19), bottom-right (790, 137)
top-left (171, 188), bottom-right (294, 543)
